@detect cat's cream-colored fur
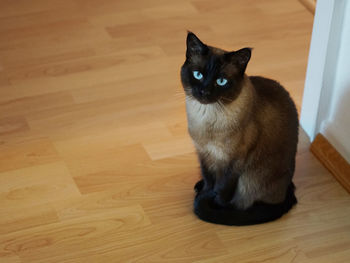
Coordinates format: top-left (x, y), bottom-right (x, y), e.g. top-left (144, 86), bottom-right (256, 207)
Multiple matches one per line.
top-left (185, 76), bottom-right (291, 209)
top-left (185, 76), bottom-right (254, 173)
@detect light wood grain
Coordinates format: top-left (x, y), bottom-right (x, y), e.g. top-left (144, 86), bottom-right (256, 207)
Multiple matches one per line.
top-left (1, 0), bottom-right (349, 262)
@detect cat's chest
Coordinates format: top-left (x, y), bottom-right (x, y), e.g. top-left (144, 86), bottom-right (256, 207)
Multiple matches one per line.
top-left (186, 99), bottom-right (236, 167)
top-left (185, 99), bottom-right (229, 133)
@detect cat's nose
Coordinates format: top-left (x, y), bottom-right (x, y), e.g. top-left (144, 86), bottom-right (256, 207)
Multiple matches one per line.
top-left (200, 89), bottom-right (210, 96)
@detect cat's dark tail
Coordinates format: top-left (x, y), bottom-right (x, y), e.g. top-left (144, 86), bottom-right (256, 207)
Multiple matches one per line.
top-left (194, 183), bottom-right (297, 226)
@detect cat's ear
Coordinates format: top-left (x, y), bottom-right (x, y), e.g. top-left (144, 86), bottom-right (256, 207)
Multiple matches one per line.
top-left (226, 48), bottom-right (252, 74)
top-left (186, 32), bottom-right (208, 58)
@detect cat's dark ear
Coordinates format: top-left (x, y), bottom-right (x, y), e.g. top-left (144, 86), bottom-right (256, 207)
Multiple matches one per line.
top-left (186, 32), bottom-right (208, 58)
top-left (226, 48), bottom-right (252, 74)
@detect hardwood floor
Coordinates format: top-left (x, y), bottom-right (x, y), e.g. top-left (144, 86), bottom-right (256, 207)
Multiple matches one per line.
top-left (0, 0), bottom-right (349, 262)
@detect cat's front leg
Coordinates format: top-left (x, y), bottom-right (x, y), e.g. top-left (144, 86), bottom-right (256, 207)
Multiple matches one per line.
top-left (195, 160), bottom-right (215, 194)
top-left (194, 180), bottom-right (204, 193)
top-left (214, 166), bottom-right (239, 207)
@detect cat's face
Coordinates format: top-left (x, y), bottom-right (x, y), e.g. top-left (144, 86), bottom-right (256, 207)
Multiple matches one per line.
top-left (181, 32), bottom-right (251, 104)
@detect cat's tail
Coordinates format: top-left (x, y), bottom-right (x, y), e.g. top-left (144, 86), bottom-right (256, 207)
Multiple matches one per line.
top-left (194, 183), bottom-right (297, 226)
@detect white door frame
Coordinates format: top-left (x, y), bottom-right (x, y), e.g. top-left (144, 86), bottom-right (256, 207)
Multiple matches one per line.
top-left (300, 0), bottom-right (347, 141)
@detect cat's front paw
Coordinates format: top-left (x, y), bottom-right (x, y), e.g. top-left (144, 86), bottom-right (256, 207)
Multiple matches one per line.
top-left (214, 193), bottom-right (231, 208)
top-left (194, 180), bottom-right (205, 193)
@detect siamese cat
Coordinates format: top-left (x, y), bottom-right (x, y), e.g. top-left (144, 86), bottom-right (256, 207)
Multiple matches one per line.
top-left (181, 32), bottom-right (298, 225)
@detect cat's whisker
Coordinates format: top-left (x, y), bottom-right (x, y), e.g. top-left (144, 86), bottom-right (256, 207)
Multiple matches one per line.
top-left (217, 101), bottom-right (228, 116)
top-left (173, 94), bottom-right (185, 100)
top-left (220, 96), bottom-right (231, 103)
top-left (173, 92), bottom-right (186, 103)
top-left (173, 91), bottom-right (184, 96)
top-left (215, 102), bottom-right (223, 115)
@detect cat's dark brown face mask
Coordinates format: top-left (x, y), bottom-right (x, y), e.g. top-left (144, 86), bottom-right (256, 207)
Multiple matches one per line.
top-left (181, 32), bottom-right (252, 104)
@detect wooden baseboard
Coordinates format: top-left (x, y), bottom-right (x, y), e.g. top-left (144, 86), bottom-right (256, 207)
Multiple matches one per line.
top-left (310, 133), bottom-right (350, 193)
top-left (298, 0), bottom-right (316, 15)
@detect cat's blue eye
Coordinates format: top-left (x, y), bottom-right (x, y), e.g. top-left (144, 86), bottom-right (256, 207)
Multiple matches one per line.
top-left (216, 78), bottom-right (228, 86)
top-left (193, 71), bottom-right (203, 80)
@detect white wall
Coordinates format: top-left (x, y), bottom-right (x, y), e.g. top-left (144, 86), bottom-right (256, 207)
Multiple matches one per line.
top-left (300, 0), bottom-right (350, 163)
